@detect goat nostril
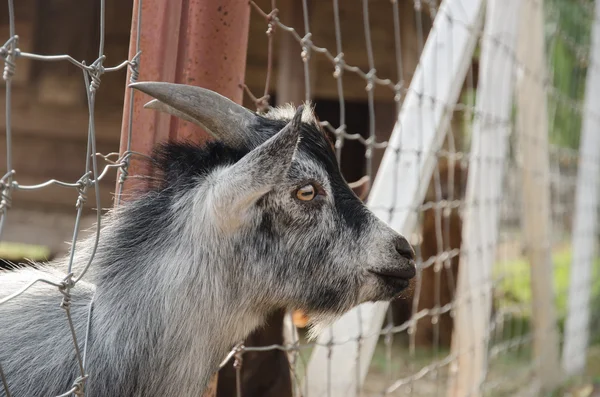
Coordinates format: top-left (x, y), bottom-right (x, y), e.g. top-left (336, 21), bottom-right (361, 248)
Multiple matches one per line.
top-left (397, 248), bottom-right (414, 261)
top-left (395, 237), bottom-right (415, 261)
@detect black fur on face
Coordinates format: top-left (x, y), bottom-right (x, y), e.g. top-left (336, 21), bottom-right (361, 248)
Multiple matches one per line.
top-left (112, 112), bottom-right (407, 320)
top-left (150, 117), bottom-right (358, 191)
top-left (247, 116), bottom-right (371, 236)
top-left (123, 116), bottom-right (374, 316)
top-left (144, 116), bottom-right (370, 238)
top-left (150, 141), bottom-right (248, 194)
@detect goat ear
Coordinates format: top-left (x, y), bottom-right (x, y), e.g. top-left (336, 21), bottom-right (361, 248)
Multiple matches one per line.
top-left (211, 106), bottom-right (304, 229)
top-left (129, 82), bottom-right (263, 149)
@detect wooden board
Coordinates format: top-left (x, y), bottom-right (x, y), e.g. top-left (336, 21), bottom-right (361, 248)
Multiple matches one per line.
top-left (515, 0), bottom-right (562, 391)
top-left (245, 0), bottom-right (433, 102)
top-left (561, 0), bottom-right (600, 377)
top-left (446, 1), bottom-right (521, 395)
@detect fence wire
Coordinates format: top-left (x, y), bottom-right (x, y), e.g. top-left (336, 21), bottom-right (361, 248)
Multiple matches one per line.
top-left (237, 0), bottom-right (600, 396)
top-left (1, 0), bottom-right (599, 397)
top-left (0, 0), bottom-right (142, 395)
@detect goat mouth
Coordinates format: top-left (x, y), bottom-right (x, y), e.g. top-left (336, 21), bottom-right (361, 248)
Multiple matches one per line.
top-left (368, 269), bottom-right (411, 294)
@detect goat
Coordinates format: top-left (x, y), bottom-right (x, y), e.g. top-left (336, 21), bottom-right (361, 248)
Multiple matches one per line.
top-left (215, 138), bottom-right (373, 397)
top-left (0, 82), bottom-right (416, 397)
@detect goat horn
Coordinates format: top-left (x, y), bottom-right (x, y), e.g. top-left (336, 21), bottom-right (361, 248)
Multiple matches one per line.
top-left (143, 99), bottom-right (199, 125)
top-left (129, 82), bottom-right (259, 149)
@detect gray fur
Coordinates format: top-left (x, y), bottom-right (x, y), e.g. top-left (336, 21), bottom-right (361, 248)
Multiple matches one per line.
top-left (0, 86), bottom-right (415, 397)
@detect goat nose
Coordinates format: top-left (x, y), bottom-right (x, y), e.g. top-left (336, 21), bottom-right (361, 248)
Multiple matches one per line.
top-left (395, 236), bottom-right (415, 261)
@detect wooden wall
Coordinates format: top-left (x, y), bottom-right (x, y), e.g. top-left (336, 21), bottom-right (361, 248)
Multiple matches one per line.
top-left (0, 0), bottom-right (132, 214)
top-left (0, 0), bottom-right (433, 254)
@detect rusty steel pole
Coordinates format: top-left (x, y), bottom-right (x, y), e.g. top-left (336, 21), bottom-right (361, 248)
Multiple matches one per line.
top-left (117, 0), bottom-right (184, 195)
top-left (117, 1), bottom-right (251, 396)
top-left (172, 0), bottom-right (250, 142)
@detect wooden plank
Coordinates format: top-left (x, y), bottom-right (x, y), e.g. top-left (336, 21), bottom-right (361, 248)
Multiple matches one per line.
top-left (0, 132), bottom-right (117, 211)
top-left (245, 0), bottom-right (434, 102)
top-left (0, 90), bottom-right (123, 143)
top-left (0, 0), bottom-right (36, 87)
top-left (0, 208), bottom-right (98, 259)
top-left (33, 0), bottom-right (98, 107)
top-left (305, 1), bottom-right (484, 395)
top-left (561, 0), bottom-right (600, 377)
top-left (446, 1), bottom-right (521, 395)
top-left (0, 128), bottom-right (117, 179)
top-left (515, 0), bottom-right (562, 391)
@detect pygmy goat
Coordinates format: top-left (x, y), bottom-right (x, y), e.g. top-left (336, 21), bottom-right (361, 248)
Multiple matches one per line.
top-left (0, 82), bottom-right (416, 397)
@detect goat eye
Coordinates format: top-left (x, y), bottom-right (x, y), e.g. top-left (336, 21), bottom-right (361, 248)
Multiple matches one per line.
top-left (296, 184), bottom-right (316, 201)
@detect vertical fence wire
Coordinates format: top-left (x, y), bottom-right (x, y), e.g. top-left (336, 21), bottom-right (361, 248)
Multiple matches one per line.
top-left (115, 0), bottom-right (143, 206)
top-left (241, 0), bottom-right (600, 396)
top-left (0, 0), bottom-right (141, 395)
top-left (1, 0), bottom-right (599, 396)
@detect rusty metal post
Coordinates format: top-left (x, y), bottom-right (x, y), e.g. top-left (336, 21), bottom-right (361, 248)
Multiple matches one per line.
top-left (172, 0), bottom-right (251, 142)
top-left (117, 1), bottom-right (251, 396)
top-left (117, 0), bottom-right (184, 195)
top-left (118, 0), bottom-right (250, 193)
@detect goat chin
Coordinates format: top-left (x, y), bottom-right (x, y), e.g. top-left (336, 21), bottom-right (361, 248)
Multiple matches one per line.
top-left (303, 311), bottom-right (348, 341)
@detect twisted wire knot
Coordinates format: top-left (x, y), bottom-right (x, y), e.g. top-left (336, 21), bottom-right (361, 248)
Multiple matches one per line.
top-left (59, 273), bottom-right (75, 310)
top-left (60, 290), bottom-right (71, 310)
top-left (87, 56), bottom-right (105, 93)
top-left (232, 344), bottom-right (245, 369)
top-left (265, 8), bottom-right (278, 36)
top-left (333, 53), bottom-right (345, 78)
top-left (89, 71), bottom-right (101, 93)
top-left (300, 33), bottom-right (313, 62)
top-left (0, 180), bottom-right (12, 213)
top-left (1, 36), bottom-right (18, 81)
top-left (3, 56), bottom-right (15, 81)
top-left (75, 190), bottom-right (87, 209)
top-left (365, 69), bottom-right (376, 92)
top-left (75, 174), bottom-right (92, 209)
top-left (218, 342), bottom-right (245, 369)
top-left (71, 375), bottom-right (88, 397)
top-left (128, 51), bottom-right (141, 83)
top-left (393, 83), bottom-right (403, 103)
top-left (118, 156), bottom-right (130, 185)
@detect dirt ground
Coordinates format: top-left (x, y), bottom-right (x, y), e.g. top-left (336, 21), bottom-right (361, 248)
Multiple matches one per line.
top-left (289, 339), bottom-right (600, 397)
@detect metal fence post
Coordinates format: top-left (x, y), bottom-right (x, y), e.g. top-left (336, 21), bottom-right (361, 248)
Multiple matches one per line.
top-left (116, 0), bottom-right (183, 197)
top-left (117, 1), bottom-right (251, 395)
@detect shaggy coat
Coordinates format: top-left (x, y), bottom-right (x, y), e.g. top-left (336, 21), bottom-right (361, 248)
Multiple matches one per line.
top-left (0, 83), bottom-right (415, 397)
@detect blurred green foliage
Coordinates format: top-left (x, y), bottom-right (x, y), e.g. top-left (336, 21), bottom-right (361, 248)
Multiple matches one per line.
top-left (545, 0), bottom-right (594, 149)
top-left (461, 0), bottom-right (594, 150)
top-left (495, 245), bottom-right (600, 342)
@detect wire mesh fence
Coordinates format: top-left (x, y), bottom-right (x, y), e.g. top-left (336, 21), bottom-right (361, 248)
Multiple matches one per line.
top-left (0, 0), bottom-right (599, 396)
top-left (0, 0), bottom-right (141, 395)
top-left (238, 0), bottom-right (600, 396)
